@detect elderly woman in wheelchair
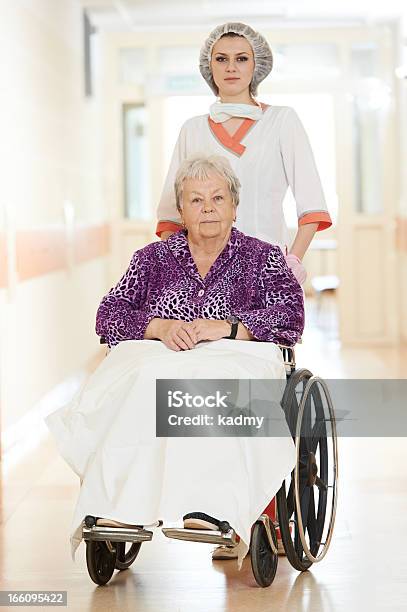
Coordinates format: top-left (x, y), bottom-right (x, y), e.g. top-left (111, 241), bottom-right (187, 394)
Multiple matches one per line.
top-left (46, 155), bottom-right (338, 588)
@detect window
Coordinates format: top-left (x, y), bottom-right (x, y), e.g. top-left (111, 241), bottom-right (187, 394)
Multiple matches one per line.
top-left (122, 105), bottom-right (150, 220)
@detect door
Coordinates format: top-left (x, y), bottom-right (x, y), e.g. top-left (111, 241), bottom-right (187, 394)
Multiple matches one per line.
top-left (335, 30), bottom-right (398, 345)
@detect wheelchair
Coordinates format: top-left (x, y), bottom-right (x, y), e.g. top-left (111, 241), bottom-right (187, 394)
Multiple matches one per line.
top-left (82, 339), bottom-right (338, 588)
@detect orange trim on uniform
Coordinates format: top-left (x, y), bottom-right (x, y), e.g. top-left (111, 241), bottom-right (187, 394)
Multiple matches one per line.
top-left (208, 118), bottom-right (252, 155)
top-left (156, 220), bottom-right (182, 238)
top-left (208, 102), bottom-right (269, 157)
top-left (298, 211), bottom-right (332, 232)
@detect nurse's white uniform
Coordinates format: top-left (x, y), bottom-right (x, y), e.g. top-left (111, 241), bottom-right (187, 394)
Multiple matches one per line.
top-left (156, 104), bottom-right (332, 247)
top-left (45, 339), bottom-right (296, 569)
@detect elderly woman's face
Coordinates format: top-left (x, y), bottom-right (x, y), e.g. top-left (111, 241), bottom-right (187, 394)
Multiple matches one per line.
top-left (210, 36), bottom-right (255, 97)
top-left (180, 173), bottom-right (236, 240)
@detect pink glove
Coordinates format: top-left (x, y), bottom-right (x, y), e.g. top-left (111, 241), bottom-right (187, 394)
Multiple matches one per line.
top-left (285, 253), bottom-right (307, 285)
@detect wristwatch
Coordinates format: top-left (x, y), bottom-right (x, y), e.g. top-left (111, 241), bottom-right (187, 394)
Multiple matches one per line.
top-left (225, 316), bottom-right (239, 339)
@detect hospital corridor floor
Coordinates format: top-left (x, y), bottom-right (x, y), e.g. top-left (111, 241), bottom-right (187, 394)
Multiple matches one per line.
top-left (1, 332), bottom-right (407, 611)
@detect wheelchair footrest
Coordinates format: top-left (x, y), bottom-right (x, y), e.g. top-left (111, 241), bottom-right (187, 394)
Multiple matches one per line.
top-left (82, 525), bottom-right (153, 543)
top-left (161, 527), bottom-right (237, 546)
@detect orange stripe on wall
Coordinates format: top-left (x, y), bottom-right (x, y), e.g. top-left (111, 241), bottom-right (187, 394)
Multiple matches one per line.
top-left (74, 224), bottom-right (110, 264)
top-left (15, 224), bottom-right (110, 282)
top-left (396, 216), bottom-right (407, 253)
top-left (0, 234), bottom-right (8, 288)
top-left (16, 228), bottom-right (67, 282)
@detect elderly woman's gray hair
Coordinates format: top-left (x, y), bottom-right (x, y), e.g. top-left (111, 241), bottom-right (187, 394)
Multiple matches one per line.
top-left (174, 155), bottom-right (241, 212)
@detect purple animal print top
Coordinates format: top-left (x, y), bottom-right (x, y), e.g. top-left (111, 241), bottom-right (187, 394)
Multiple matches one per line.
top-left (96, 228), bottom-right (304, 348)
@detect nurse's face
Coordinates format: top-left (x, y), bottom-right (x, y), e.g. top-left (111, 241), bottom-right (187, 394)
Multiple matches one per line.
top-left (210, 35), bottom-right (255, 99)
top-left (180, 174), bottom-right (236, 242)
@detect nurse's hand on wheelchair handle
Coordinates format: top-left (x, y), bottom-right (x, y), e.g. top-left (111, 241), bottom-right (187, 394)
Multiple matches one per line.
top-left (284, 253), bottom-right (307, 285)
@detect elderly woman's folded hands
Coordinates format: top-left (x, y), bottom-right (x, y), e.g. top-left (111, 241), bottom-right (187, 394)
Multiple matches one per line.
top-left (146, 318), bottom-right (247, 351)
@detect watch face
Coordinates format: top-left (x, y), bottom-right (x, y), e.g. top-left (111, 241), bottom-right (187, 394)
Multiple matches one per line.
top-left (228, 316), bottom-right (239, 324)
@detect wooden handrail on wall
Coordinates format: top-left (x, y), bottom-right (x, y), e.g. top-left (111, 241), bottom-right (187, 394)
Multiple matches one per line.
top-left (0, 224), bottom-right (110, 287)
top-left (396, 216), bottom-right (407, 253)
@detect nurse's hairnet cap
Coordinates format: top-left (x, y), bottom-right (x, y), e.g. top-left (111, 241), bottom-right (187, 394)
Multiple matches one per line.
top-left (199, 22), bottom-right (273, 97)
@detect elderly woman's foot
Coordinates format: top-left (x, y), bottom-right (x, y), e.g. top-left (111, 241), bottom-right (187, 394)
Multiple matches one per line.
top-left (183, 512), bottom-right (223, 530)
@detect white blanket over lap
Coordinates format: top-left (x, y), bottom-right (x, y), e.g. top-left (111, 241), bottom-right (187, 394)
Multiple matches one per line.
top-left (45, 339), bottom-right (296, 569)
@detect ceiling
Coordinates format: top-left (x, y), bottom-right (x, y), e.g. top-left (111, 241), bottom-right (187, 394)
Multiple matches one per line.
top-left (80, 0), bottom-right (407, 33)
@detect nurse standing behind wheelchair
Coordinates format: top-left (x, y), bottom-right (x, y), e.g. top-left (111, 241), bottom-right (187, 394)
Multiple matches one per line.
top-left (156, 22), bottom-right (333, 285)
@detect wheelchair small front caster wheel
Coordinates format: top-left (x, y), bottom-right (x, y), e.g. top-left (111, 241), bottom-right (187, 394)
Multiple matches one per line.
top-left (250, 521), bottom-right (278, 587)
top-left (86, 540), bottom-right (117, 585)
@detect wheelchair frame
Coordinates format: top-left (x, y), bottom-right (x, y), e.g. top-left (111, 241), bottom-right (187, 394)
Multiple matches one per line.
top-left (82, 339), bottom-right (338, 587)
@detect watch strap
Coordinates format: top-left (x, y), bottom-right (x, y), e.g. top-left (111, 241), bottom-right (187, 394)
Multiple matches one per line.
top-left (229, 321), bottom-right (238, 339)
top-left (224, 316), bottom-right (239, 339)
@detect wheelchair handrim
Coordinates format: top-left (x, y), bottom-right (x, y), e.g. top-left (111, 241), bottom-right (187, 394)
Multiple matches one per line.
top-left (294, 376), bottom-right (338, 563)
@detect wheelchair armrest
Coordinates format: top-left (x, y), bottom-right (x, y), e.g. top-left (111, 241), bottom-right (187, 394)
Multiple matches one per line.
top-left (278, 344), bottom-right (296, 373)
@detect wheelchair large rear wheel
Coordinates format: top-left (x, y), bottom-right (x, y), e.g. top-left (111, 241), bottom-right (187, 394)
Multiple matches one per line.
top-left (115, 541), bottom-right (142, 570)
top-left (277, 369), bottom-right (338, 572)
top-left (86, 540), bottom-right (118, 585)
top-left (250, 521), bottom-right (278, 587)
